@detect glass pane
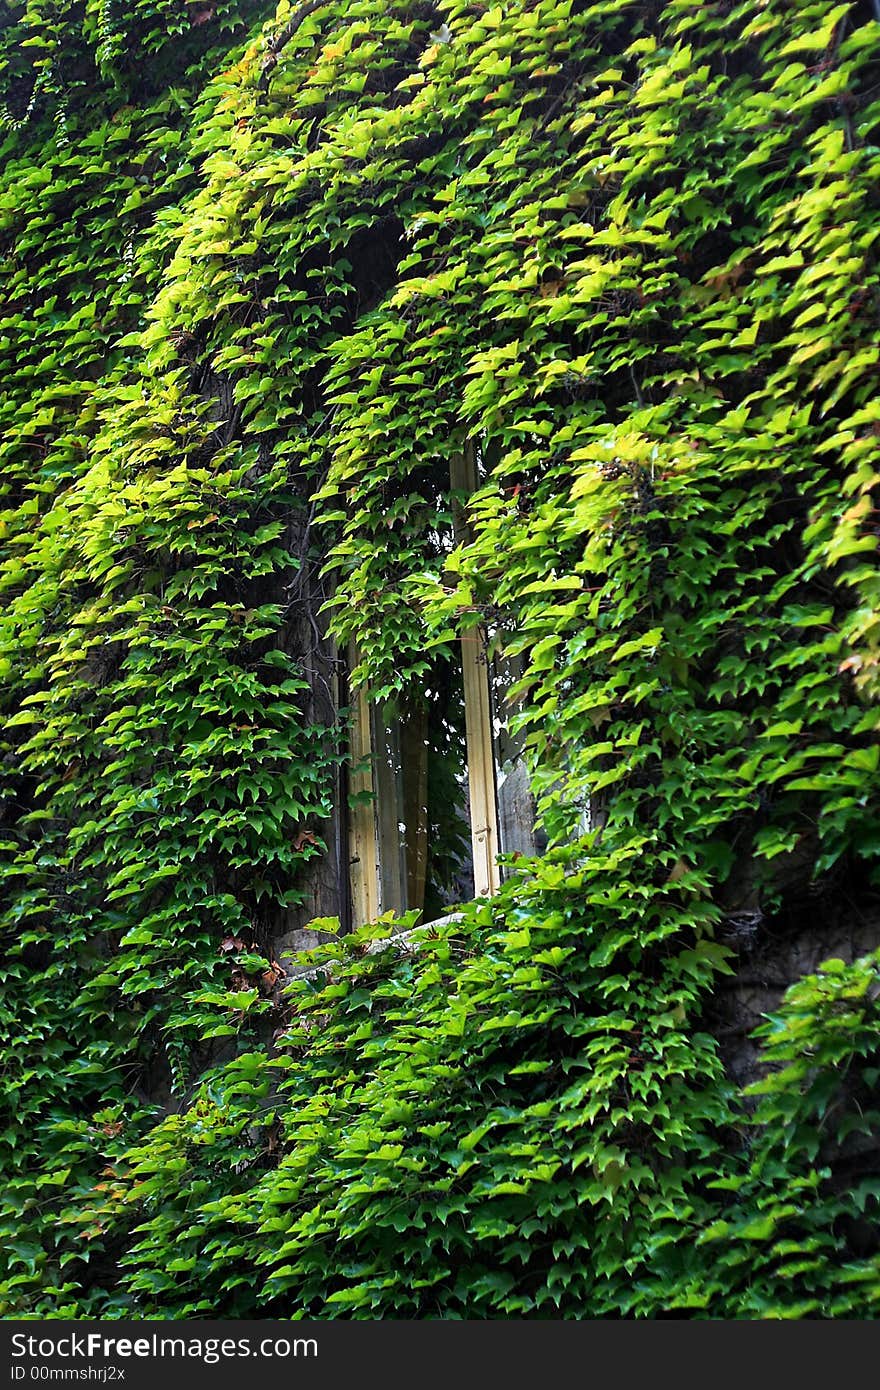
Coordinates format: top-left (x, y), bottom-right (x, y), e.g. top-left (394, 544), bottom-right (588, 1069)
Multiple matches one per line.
top-left (371, 652), bottom-right (474, 921)
top-left (489, 641), bottom-right (547, 865)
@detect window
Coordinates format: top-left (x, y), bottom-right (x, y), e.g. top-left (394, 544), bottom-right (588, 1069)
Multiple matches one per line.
top-left (346, 447), bottom-right (545, 929)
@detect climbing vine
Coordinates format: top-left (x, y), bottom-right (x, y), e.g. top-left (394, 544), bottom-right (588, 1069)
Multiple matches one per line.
top-left (1, 0), bottom-right (879, 1317)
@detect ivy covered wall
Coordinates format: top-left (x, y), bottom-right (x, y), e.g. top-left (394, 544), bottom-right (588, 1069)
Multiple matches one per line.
top-left (1, 0), bottom-right (880, 1317)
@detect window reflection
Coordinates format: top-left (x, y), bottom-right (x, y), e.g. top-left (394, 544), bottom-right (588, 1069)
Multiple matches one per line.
top-left (369, 654), bottom-right (474, 921)
top-left (349, 638), bottom-right (547, 927)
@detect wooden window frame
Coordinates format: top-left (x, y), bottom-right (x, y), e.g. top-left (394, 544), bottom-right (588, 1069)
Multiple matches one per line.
top-left (347, 445), bottom-right (501, 927)
top-left (451, 445), bottom-right (502, 902)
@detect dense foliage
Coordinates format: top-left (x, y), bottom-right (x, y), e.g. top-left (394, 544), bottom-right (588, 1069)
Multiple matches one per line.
top-left (1, 0), bottom-right (879, 1317)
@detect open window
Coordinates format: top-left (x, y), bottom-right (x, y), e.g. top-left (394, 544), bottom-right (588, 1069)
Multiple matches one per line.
top-left (346, 446), bottom-right (545, 929)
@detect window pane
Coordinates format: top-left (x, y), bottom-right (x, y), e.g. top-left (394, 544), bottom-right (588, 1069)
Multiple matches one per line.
top-left (489, 641), bottom-right (547, 865)
top-left (371, 652), bottom-right (474, 921)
